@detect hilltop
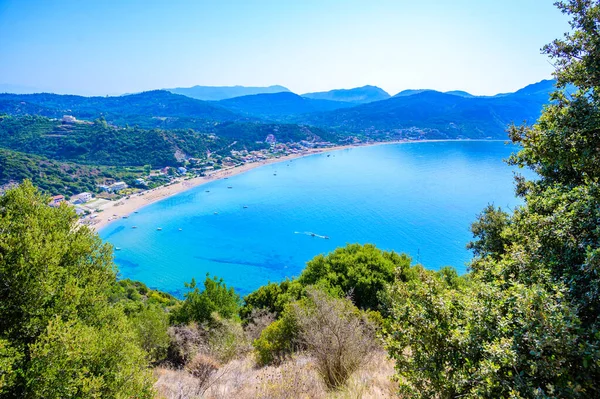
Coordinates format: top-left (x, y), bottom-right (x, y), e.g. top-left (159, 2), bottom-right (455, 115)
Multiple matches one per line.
top-left (166, 85), bottom-right (290, 101)
top-left (302, 85), bottom-right (391, 104)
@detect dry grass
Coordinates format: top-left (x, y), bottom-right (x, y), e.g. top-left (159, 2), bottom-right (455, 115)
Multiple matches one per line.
top-left (154, 351), bottom-right (397, 399)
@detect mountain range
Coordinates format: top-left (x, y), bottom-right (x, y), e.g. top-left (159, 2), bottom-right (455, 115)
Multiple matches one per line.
top-left (0, 79), bottom-right (560, 140)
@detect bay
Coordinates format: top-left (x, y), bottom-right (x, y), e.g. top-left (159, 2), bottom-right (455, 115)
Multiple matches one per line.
top-left (100, 140), bottom-right (524, 297)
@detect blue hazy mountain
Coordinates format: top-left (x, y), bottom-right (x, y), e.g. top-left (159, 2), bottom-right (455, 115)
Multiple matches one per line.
top-left (302, 85), bottom-right (390, 104)
top-left (166, 85), bottom-right (290, 101)
top-left (445, 90), bottom-right (475, 98)
top-left (217, 92), bottom-right (355, 119)
top-left (298, 80), bottom-right (559, 139)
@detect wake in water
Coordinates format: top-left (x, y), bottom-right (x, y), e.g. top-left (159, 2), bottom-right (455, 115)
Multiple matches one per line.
top-left (294, 231), bottom-right (330, 239)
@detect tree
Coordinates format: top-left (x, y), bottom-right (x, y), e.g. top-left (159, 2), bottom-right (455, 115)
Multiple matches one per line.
top-left (0, 181), bottom-right (153, 397)
top-left (173, 274), bottom-right (241, 325)
top-left (298, 243), bottom-right (412, 311)
top-left (386, 1), bottom-right (600, 396)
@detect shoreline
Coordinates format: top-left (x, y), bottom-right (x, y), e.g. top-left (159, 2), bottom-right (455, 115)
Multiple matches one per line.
top-left (89, 139), bottom-right (506, 231)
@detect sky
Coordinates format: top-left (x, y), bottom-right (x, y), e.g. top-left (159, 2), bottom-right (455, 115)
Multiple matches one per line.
top-left (0, 0), bottom-right (571, 96)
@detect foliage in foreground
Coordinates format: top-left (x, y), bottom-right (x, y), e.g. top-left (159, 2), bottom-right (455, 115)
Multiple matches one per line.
top-left (0, 181), bottom-right (154, 397)
top-left (384, 1), bottom-right (600, 397)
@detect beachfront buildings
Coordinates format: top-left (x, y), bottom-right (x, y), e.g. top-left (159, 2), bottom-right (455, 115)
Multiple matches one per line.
top-left (99, 182), bottom-right (128, 193)
top-left (71, 192), bottom-right (93, 204)
top-left (109, 182), bottom-right (128, 192)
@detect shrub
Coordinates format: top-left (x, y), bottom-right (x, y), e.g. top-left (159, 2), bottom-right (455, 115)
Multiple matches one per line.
top-left (253, 310), bottom-right (299, 366)
top-left (244, 308), bottom-right (277, 342)
top-left (207, 313), bottom-right (249, 363)
top-left (292, 287), bottom-right (377, 389)
top-left (186, 353), bottom-right (220, 391)
top-left (166, 324), bottom-right (206, 367)
top-left (130, 304), bottom-right (170, 364)
top-left (173, 274), bottom-right (241, 325)
top-left (298, 244), bottom-right (412, 311)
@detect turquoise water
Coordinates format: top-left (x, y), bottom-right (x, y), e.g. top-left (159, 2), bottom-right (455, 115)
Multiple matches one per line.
top-left (101, 141), bottom-right (523, 297)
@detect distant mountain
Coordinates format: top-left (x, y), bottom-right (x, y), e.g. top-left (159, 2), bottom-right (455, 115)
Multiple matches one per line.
top-left (217, 92), bottom-right (355, 120)
top-left (393, 89), bottom-right (433, 97)
top-left (0, 90), bottom-right (245, 129)
top-left (0, 83), bottom-right (46, 94)
top-left (302, 85), bottom-right (390, 104)
top-left (445, 90), bottom-right (474, 98)
top-left (166, 85), bottom-right (290, 101)
top-left (298, 80), bottom-right (558, 140)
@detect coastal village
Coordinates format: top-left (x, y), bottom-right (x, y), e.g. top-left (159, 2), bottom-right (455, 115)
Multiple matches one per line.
top-left (16, 133), bottom-right (340, 229)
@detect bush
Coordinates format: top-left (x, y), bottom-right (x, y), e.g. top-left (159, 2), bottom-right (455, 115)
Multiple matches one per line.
top-left (292, 287), bottom-right (377, 389)
top-left (130, 304), bottom-right (170, 364)
top-left (244, 308), bottom-right (276, 342)
top-left (253, 310), bottom-right (299, 366)
top-left (173, 274), bottom-right (240, 325)
top-left (240, 279), bottom-right (302, 322)
top-left (298, 244), bottom-right (412, 311)
top-left (166, 324), bottom-right (206, 367)
top-left (186, 353), bottom-right (220, 391)
top-left (206, 314), bottom-right (248, 363)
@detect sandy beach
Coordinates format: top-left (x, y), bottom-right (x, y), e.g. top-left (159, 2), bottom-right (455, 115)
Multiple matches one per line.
top-left (88, 144), bottom-right (359, 231)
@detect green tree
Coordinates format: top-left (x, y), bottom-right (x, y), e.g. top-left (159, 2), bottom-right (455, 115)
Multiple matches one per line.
top-left (386, 1), bottom-right (600, 397)
top-left (298, 243), bottom-right (412, 310)
top-left (0, 181), bottom-right (153, 397)
top-left (173, 274), bottom-right (241, 324)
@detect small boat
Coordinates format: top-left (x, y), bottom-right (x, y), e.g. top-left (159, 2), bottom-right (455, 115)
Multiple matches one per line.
top-left (227, 186), bottom-right (232, 189)
top-left (122, 215), bottom-right (129, 219)
top-left (273, 173), bottom-right (277, 176)
top-left (324, 236), bottom-right (330, 239)
top-left (214, 212), bottom-right (218, 215)
top-left (327, 154), bottom-right (330, 157)
top-left (243, 206), bottom-right (248, 209)
top-left (156, 227), bottom-right (162, 231)
top-left (205, 190), bottom-right (210, 193)
top-left (115, 247), bottom-right (122, 251)
top-left (134, 211), bottom-right (139, 214)
top-left (224, 177), bottom-right (229, 180)
top-left (178, 228), bottom-right (182, 231)
top-left (132, 226), bottom-right (138, 229)
top-left (311, 233), bottom-right (316, 237)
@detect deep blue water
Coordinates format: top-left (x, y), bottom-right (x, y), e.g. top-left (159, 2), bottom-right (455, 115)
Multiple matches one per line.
top-left (100, 141), bottom-right (524, 297)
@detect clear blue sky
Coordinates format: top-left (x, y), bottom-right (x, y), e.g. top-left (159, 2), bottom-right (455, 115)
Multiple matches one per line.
top-left (0, 0), bottom-right (570, 96)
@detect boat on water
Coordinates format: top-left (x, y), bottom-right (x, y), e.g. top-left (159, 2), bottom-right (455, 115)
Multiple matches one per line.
top-left (134, 211), bottom-right (139, 214)
top-left (243, 206), bottom-right (248, 209)
top-left (205, 190), bottom-right (210, 192)
top-left (227, 186), bottom-right (233, 189)
top-left (132, 226), bottom-right (137, 229)
top-left (122, 215), bottom-right (129, 219)
top-left (214, 212), bottom-right (218, 215)
top-left (178, 228), bottom-right (182, 231)
top-left (156, 227), bottom-right (162, 231)
top-left (115, 247), bottom-right (122, 251)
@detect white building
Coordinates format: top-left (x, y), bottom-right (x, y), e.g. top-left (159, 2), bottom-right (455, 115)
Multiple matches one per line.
top-left (109, 182), bottom-right (128, 192)
top-left (71, 192), bottom-right (93, 204)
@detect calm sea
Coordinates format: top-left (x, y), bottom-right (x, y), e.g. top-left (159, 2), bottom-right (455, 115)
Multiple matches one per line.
top-left (100, 141), bottom-right (524, 297)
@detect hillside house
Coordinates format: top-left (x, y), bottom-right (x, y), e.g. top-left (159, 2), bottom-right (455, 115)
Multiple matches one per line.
top-left (49, 195), bottom-right (65, 207)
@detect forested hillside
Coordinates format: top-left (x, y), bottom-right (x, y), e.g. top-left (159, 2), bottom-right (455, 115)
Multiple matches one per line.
top-left (0, 90), bottom-right (245, 130)
top-left (297, 81), bottom-right (555, 139)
